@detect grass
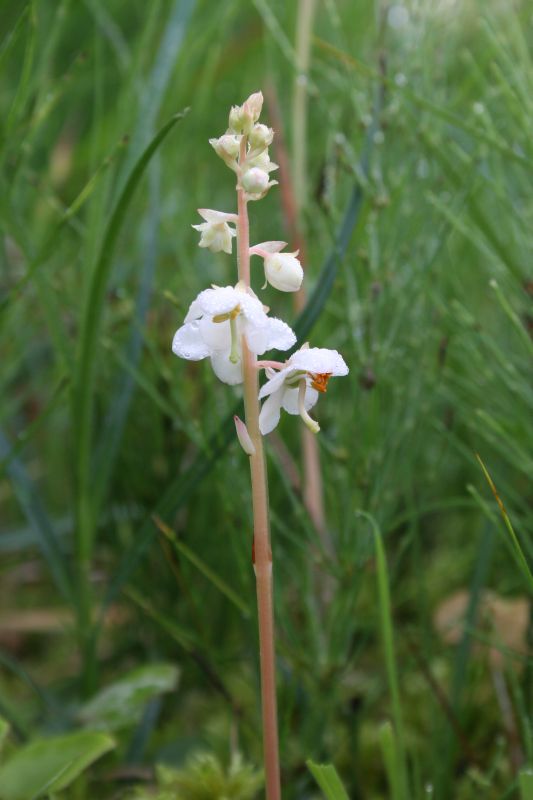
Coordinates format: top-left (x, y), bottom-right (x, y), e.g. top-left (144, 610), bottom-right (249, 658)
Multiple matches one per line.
top-left (0, 0), bottom-right (532, 798)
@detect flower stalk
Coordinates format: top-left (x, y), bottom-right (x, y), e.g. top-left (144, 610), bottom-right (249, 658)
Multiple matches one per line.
top-left (171, 91), bottom-right (348, 800)
top-left (237, 135), bottom-right (282, 800)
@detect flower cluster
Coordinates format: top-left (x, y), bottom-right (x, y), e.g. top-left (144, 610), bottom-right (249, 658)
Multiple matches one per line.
top-left (172, 91), bottom-right (348, 434)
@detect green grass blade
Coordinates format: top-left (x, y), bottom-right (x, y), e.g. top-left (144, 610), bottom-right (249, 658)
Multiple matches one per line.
top-left (306, 759), bottom-right (350, 800)
top-left (0, 5), bottom-right (30, 74)
top-left (100, 414), bottom-right (235, 616)
top-left (379, 721), bottom-right (402, 800)
top-left (153, 515), bottom-right (250, 617)
top-left (0, 430), bottom-right (73, 605)
top-left (520, 769), bottom-right (533, 800)
top-left (92, 0), bottom-right (195, 511)
top-left (361, 511), bottom-right (409, 800)
top-left (5, 0), bottom-right (36, 135)
top-left (436, 523), bottom-right (495, 797)
top-left (292, 90), bottom-right (379, 344)
top-left (72, 108), bottom-right (188, 553)
top-left (0, 377), bottom-right (68, 477)
top-left (476, 454), bottom-right (533, 594)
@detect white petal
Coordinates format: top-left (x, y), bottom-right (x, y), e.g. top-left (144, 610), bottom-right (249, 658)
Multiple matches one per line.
top-left (258, 365), bottom-right (295, 399)
top-left (263, 317), bottom-right (296, 352)
top-left (245, 322), bottom-right (269, 355)
top-left (251, 240), bottom-right (287, 254)
top-left (172, 321), bottom-right (211, 360)
top-left (206, 224), bottom-right (235, 254)
top-left (198, 208), bottom-right (237, 223)
top-left (196, 286), bottom-right (240, 316)
top-left (199, 316), bottom-right (231, 351)
top-left (290, 347), bottom-right (349, 376)
top-left (281, 385), bottom-right (318, 414)
top-left (259, 389), bottom-right (284, 434)
top-left (210, 351), bottom-right (243, 385)
top-left (239, 292), bottom-right (268, 325)
top-left (184, 298), bottom-right (203, 323)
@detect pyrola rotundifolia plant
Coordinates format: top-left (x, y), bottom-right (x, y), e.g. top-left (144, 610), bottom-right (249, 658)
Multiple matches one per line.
top-left (172, 91), bottom-right (348, 800)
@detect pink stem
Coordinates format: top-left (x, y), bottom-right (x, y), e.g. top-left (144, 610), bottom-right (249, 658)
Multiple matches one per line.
top-left (237, 137), bottom-right (282, 800)
top-left (257, 360), bottom-right (285, 370)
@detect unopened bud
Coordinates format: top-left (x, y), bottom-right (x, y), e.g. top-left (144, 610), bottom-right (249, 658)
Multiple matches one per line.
top-left (243, 91), bottom-right (264, 123)
top-left (228, 105), bottom-right (245, 133)
top-left (249, 123), bottom-right (273, 150)
top-left (234, 415), bottom-right (256, 456)
top-left (264, 252), bottom-right (303, 292)
top-left (209, 134), bottom-right (241, 164)
top-left (228, 91), bottom-right (264, 135)
top-left (242, 167), bottom-right (269, 194)
top-left (209, 133), bottom-right (241, 170)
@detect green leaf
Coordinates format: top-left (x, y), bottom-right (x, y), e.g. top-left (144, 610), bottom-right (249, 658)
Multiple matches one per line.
top-left (379, 721), bottom-right (402, 800)
top-left (476, 454), bottom-right (533, 594)
top-left (78, 663), bottom-right (179, 731)
top-left (0, 717), bottom-right (9, 756)
top-left (306, 759), bottom-right (350, 800)
top-left (520, 769), bottom-right (533, 800)
top-left (154, 516), bottom-right (250, 616)
top-left (92, 0), bottom-right (197, 512)
top-left (0, 730), bottom-right (115, 800)
top-left (360, 511), bottom-right (409, 800)
top-left (0, 430), bottom-right (73, 605)
top-left (72, 108), bottom-right (189, 558)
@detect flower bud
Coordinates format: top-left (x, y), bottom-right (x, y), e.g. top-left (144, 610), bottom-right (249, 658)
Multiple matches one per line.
top-left (242, 167), bottom-right (269, 194)
top-left (228, 105), bottom-right (245, 133)
top-left (249, 123), bottom-right (273, 150)
top-left (234, 415), bottom-right (256, 456)
top-left (243, 91), bottom-right (264, 123)
top-left (247, 150), bottom-right (278, 174)
top-left (228, 92), bottom-right (264, 134)
top-left (209, 134), bottom-right (241, 165)
top-left (264, 252), bottom-right (303, 292)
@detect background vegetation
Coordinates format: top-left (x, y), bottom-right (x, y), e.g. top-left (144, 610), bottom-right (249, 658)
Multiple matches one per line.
top-left (0, 0), bottom-right (532, 798)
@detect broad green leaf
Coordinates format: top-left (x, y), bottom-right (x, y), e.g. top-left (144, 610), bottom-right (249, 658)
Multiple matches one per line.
top-left (306, 759), bottom-right (350, 800)
top-left (0, 730), bottom-right (115, 800)
top-left (78, 663), bottom-right (179, 731)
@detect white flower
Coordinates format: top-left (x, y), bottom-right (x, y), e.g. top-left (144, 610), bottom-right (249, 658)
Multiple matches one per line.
top-left (250, 241), bottom-right (303, 292)
top-left (172, 284), bottom-right (296, 385)
top-left (258, 346), bottom-right (349, 434)
top-left (192, 209), bottom-right (237, 254)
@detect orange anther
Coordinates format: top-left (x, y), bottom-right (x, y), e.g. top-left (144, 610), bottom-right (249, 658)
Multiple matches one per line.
top-left (310, 372), bottom-right (332, 393)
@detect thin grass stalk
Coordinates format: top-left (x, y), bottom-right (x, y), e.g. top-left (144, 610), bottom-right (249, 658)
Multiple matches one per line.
top-left (292, 0), bottom-right (329, 542)
top-left (237, 138), bottom-right (281, 800)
